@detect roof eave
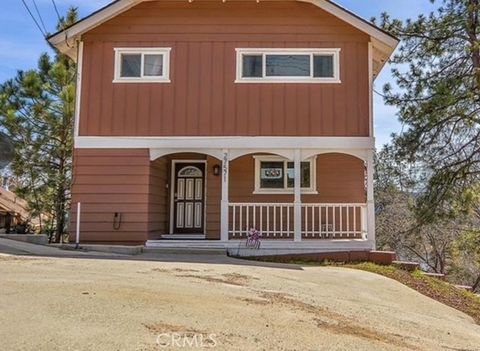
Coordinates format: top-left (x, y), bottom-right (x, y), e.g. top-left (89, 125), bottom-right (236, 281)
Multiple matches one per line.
top-left (48, 0), bottom-right (138, 47)
top-left (49, 0), bottom-right (399, 75)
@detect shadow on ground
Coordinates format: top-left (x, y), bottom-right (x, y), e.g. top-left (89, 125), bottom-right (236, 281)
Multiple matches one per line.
top-left (0, 238), bottom-right (302, 270)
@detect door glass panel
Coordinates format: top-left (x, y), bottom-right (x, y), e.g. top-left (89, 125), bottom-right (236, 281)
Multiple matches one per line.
top-left (177, 179), bottom-right (185, 199)
top-left (265, 55), bottom-right (310, 77)
top-left (185, 203), bottom-right (194, 228)
top-left (195, 179), bottom-right (203, 200)
top-left (194, 203), bottom-right (202, 228)
top-left (176, 203), bottom-right (184, 228)
top-left (178, 166), bottom-right (202, 177)
top-left (185, 179), bottom-right (194, 200)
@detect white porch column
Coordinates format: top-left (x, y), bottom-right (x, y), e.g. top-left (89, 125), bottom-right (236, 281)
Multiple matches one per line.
top-left (366, 150), bottom-right (375, 247)
top-left (294, 149), bottom-right (302, 242)
top-left (220, 149), bottom-right (230, 241)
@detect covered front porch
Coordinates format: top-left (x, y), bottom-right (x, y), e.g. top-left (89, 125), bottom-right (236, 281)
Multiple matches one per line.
top-left (144, 137), bottom-right (375, 251)
top-left (70, 136), bottom-right (375, 249)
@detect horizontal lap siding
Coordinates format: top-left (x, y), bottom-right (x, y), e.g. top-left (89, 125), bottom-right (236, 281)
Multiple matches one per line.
top-left (206, 156), bottom-right (221, 239)
top-left (148, 158), bottom-right (168, 239)
top-left (80, 1), bottom-right (370, 137)
top-left (228, 153), bottom-right (365, 239)
top-left (70, 149), bottom-right (151, 244)
top-left (305, 153), bottom-right (366, 203)
top-left (71, 150), bottom-right (363, 242)
top-left (230, 153), bottom-right (365, 203)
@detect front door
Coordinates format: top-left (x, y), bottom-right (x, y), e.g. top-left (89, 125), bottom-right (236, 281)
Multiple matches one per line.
top-left (173, 162), bottom-right (205, 234)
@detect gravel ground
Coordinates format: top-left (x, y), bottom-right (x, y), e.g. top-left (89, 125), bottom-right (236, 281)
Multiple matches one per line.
top-left (1, 249), bottom-right (480, 351)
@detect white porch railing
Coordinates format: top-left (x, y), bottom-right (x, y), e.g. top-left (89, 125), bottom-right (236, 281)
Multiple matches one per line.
top-left (228, 203), bottom-right (367, 240)
top-left (301, 203), bottom-right (366, 239)
top-left (229, 203), bottom-right (294, 239)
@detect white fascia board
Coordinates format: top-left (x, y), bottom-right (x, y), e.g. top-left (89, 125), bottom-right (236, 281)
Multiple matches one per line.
top-left (49, 0), bottom-right (398, 58)
top-left (75, 136), bottom-right (375, 150)
top-left (48, 0), bottom-right (139, 46)
top-left (301, 0), bottom-right (399, 49)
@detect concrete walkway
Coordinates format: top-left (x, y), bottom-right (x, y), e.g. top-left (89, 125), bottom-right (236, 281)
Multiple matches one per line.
top-left (0, 238), bottom-right (294, 268)
top-left (0, 238), bottom-right (126, 258)
top-left (1, 246), bottom-right (480, 350)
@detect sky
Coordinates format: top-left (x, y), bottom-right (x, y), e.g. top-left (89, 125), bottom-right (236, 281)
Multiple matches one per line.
top-left (0, 0), bottom-right (438, 148)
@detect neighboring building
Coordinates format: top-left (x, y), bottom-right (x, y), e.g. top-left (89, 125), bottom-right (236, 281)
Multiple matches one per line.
top-left (0, 187), bottom-right (29, 233)
top-left (48, 0), bottom-right (398, 251)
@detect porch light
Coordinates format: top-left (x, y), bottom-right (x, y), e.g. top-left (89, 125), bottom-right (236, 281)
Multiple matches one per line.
top-left (213, 164), bottom-right (221, 176)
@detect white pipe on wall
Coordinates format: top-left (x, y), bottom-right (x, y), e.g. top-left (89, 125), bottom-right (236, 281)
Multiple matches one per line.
top-left (76, 202), bottom-right (81, 249)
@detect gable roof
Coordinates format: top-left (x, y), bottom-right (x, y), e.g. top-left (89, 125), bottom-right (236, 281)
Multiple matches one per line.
top-left (48, 0), bottom-right (399, 77)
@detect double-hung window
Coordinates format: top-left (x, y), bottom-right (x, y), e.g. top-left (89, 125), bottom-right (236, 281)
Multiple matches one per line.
top-left (114, 48), bottom-right (171, 83)
top-left (254, 156), bottom-right (317, 194)
top-left (236, 48), bottom-right (340, 83)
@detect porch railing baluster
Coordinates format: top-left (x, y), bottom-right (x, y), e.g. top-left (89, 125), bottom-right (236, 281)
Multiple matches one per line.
top-left (227, 203), bottom-right (367, 241)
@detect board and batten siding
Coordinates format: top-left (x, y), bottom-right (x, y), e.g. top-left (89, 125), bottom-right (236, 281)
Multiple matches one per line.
top-left (78, 1), bottom-right (370, 137)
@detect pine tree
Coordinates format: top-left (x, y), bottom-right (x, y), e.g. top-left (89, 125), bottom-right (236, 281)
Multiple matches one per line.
top-left (0, 9), bottom-right (77, 241)
top-left (379, 0), bottom-right (480, 221)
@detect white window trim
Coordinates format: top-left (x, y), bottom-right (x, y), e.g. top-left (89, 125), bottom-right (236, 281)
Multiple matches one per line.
top-left (235, 48), bottom-right (341, 84)
top-left (113, 47), bottom-right (171, 83)
top-left (253, 155), bottom-right (317, 194)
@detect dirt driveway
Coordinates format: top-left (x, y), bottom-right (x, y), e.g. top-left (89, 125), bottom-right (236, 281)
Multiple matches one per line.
top-left (1, 250), bottom-right (479, 351)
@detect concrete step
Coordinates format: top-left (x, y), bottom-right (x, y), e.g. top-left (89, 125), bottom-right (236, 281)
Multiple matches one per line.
top-left (160, 234), bottom-right (206, 240)
top-left (146, 240), bottom-right (225, 248)
top-left (143, 247), bottom-right (226, 255)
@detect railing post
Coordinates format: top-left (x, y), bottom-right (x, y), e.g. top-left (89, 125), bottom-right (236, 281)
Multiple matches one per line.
top-left (361, 205), bottom-right (367, 240)
top-left (366, 151), bottom-right (375, 246)
top-left (294, 149), bottom-right (302, 242)
top-left (220, 149), bottom-right (230, 242)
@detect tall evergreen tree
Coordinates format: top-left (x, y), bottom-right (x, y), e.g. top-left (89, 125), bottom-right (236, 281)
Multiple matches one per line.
top-left (0, 9), bottom-right (77, 241)
top-left (379, 0), bottom-right (480, 221)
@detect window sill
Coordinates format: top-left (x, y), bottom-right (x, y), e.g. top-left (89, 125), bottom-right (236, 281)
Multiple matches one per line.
top-left (112, 79), bottom-right (171, 84)
top-left (235, 79), bottom-right (341, 84)
top-left (253, 190), bottom-right (318, 195)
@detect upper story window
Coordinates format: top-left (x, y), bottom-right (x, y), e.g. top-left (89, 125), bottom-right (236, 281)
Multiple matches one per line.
top-left (114, 48), bottom-right (171, 83)
top-left (236, 48), bottom-right (340, 83)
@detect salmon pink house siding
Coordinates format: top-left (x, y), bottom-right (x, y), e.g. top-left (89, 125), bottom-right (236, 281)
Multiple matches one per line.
top-left (49, 0), bottom-right (398, 253)
top-left (79, 1), bottom-right (370, 137)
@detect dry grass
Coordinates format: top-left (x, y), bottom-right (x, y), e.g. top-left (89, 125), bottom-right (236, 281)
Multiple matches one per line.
top-left (346, 262), bottom-right (480, 325)
top-left (258, 257), bottom-right (480, 325)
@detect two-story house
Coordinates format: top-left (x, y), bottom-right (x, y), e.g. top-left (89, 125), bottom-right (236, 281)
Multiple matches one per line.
top-left (48, 0), bottom-right (398, 254)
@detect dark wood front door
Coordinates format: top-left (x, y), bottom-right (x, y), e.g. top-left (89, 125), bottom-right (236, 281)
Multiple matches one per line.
top-left (173, 162), bottom-right (205, 234)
